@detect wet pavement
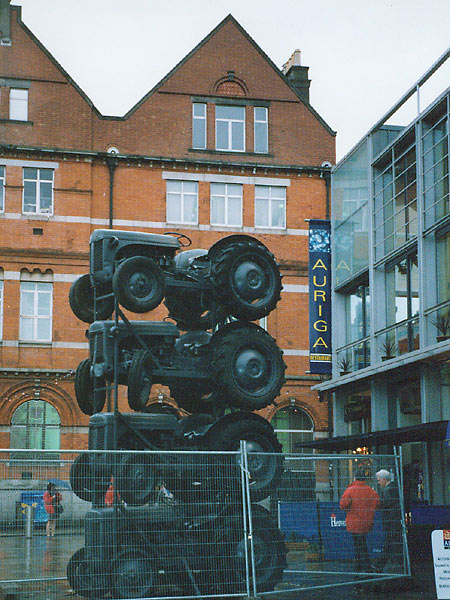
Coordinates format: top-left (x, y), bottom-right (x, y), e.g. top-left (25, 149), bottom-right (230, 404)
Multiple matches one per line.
top-left (0, 525), bottom-right (438, 599)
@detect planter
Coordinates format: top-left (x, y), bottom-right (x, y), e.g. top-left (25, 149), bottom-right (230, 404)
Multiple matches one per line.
top-left (286, 542), bottom-right (308, 551)
top-left (437, 335), bottom-right (450, 343)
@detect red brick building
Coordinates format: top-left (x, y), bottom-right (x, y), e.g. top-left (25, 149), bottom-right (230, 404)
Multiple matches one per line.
top-left (0, 3), bottom-right (335, 457)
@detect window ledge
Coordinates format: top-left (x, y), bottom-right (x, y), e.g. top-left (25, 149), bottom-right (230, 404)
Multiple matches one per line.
top-left (0, 119), bottom-right (33, 125)
top-left (18, 341), bottom-right (52, 348)
top-left (189, 148), bottom-right (273, 158)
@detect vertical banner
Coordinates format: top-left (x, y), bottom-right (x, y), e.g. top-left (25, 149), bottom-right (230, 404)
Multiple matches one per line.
top-left (308, 219), bottom-right (332, 374)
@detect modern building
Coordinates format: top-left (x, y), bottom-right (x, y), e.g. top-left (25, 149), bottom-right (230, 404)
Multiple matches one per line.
top-left (0, 2), bottom-right (335, 464)
top-left (312, 49), bottom-right (450, 511)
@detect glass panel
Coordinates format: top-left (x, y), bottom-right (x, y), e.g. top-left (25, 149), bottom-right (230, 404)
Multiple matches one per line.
top-left (193, 103), bottom-right (206, 117)
top-left (39, 169), bottom-right (53, 181)
top-left (183, 194), bottom-right (197, 223)
top-left (183, 181), bottom-right (197, 194)
top-left (23, 180), bottom-right (36, 212)
top-left (167, 195), bottom-right (181, 222)
top-left (333, 141), bottom-right (369, 285)
top-left (20, 291), bottom-right (34, 315)
top-left (40, 182), bottom-right (52, 212)
top-left (193, 115), bottom-right (206, 148)
top-left (37, 318), bottom-right (51, 340)
top-left (10, 425), bottom-right (26, 449)
top-left (254, 107), bottom-right (267, 121)
top-left (216, 120), bottom-right (228, 149)
top-left (23, 168), bottom-right (37, 180)
top-left (271, 198), bottom-right (285, 228)
top-left (347, 287), bottom-right (363, 343)
top-left (166, 180), bottom-right (181, 193)
top-left (410, 255), bottom-right (419, 317)
top-left (37, 292), bottom-right (51, 315)
top-left (437, 231), bottom-right (450, 303)
top-left (228, 196), bottom-right (242, 226)
top-left (255, 121), bottom-right (268, 153)
top-left (44, 403), bottom-right (60, 425)
top-left (10, 89), bottom-right (28, 121)
top-left (216, 105), bottom-right (244, 120)
top-left (231, 121), bottom-right (244, 150)
top-left (19, 318), bottom-right (33, 340)
top-left (255, 198), bottom-right (269, 227)
top-left (211, 196), bottom-right (225, 224)
top-left (44, 427), bottom-right (60, 450)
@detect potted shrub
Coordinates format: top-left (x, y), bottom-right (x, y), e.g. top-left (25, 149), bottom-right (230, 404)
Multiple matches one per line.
top-left (380, 339), bottom-right (397, 361)
top-left (285, 532), bottom-right (308, 551)
top-left (306, 539), bottom-right (323, 562)
top-left (338, 356), bottom-right (352, 376)
top-left (433, 312), bottom-right (450, 342)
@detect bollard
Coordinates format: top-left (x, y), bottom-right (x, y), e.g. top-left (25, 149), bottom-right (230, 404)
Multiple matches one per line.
top-left (24, 504), bottom-right (33, 538)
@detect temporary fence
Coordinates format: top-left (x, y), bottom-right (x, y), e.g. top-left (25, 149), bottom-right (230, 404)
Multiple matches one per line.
top-left (0, 447), bottom-right (409, 599)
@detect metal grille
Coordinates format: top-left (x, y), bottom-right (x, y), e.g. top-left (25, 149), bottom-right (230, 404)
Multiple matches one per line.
top-left (92, 239), bottom-right (103, 273)
top-left (0, 449), bottom-right (410, 599)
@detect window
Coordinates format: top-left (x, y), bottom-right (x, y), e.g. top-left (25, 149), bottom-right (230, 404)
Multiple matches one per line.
top-left (192, 103), bottom-right (206, 149)
top-left (10, 401), bottom-right (60, 461)
top-left (255, 185), bottom-right (286, 228)
top-left (254, 107), bottom-right (268, 153)
top-left (211, 183), bottom-right (242, 226)
top-left (23, 167), bottom-right (54, 215)
top-left (271, 405), bottom-right (314, 461)
top-left (166, 180), bottom-right (198, 224)
top-left (0, 278), bottom-right (3, 340)
top-left (20, 281), bottom-right (53, 342)
top-left (9, 88), bottom-right (28, 121)
top-left (344, 281), bottom-right (370, 369)
top-left (437, 230), bottom-right (450, 304)
top-left (385, 252), bottom-right (419, 353)
top-left (0, 166), bottom-right (4, 212)
top-left (216, 105), bottom-right (245, 151)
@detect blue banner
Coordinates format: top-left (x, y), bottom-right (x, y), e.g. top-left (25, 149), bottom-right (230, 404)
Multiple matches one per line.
top-left (308, 220), bottom-right (332, 374)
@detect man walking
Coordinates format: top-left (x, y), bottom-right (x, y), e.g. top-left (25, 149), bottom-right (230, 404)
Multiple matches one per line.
top-left (375, 469), bottom-right (403, 572)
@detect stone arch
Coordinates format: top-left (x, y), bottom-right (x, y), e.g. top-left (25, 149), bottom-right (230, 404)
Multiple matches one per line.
top-left (268, 397), bottom-right (320, 431)
top-left (0, 379), bottom-right (77, 425)
top-left (212, 72), bottom-right (248, 97)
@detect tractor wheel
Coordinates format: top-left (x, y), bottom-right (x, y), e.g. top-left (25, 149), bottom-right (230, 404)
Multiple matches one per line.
top-left (69, 274), bottom-right (114, 323)
top-left (211, 241), bottom-right (282, 321)
top-left (112, 256), bottom-right (165, 313)
top-left (69, 453), bottom-right (110, 503)
top-left (127, 350), bottom-right (153, 411)
top-left (110, 548), bottom-right (157, 599)
top-left (211, 325), bottom-right (286, 410)
top-left (74, 359), bottom-right (106, 415)
top-left (212, 505), bottom-right (286, 594)
top-left (67, 548), bottom-right (110, 599)
top-left (115, 453), bottom-right (158, 506)
top-left (204, 414), bottom-right (283, 502)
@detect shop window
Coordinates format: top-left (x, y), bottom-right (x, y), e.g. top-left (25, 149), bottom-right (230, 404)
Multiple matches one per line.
top-left (10, 400), bottom-right (60, 461)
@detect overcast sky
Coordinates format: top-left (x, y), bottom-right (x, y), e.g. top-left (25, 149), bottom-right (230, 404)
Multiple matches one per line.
top-left (13, 0), bottom-right (450, 161)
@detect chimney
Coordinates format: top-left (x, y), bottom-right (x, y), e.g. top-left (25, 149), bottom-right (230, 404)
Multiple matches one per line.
top-left (0, 0), bottom-right (11, 45)
top-left (282, 49), bottom-right (311, 104)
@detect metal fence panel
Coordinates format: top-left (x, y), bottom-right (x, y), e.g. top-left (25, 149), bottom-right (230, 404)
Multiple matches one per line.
top-left (0, 449), bottom-right (409, 599)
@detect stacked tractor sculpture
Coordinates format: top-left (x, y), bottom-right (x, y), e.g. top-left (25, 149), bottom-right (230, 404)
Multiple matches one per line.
top-left (67, 230), bottom-right (287, 598)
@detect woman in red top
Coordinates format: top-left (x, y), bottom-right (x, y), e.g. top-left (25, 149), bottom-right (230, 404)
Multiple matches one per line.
top-left (340, 468), bottom-right (380, 572)
top-left (43, 483), bottom-right (62, 537)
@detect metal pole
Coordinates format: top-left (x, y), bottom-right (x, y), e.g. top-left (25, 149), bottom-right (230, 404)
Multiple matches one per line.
top-left (25, 505), bottom-right (33, 538)
top-left (242, 440), bottom-right (258, 598)
top-left (239, 441), bottom-right (252, 599)
top-left (393, 446), bottom-right (411, 576)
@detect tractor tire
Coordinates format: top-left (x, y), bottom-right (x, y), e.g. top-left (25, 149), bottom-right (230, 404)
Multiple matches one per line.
top-left (69, 274), bottom-right (114, 323)
top-left (115, 453), bottom-right (158, 506)
top-left (112, 256), bottom-right (165, 313)
top-left (204, 414), bottom-right (283, 502)
top-left (211, 325), bottom-right (286, 410)
top-left (69, 453), bottom-right (110, 503)
top-left (127, 350), bottom-right (153, 411)
top-left (212, 505), bottom-right (286, 594)
top-left (74, 359), bottom-right (106, 415)
top-left (164, 290), bottom-right (215, 331)
top-left (67, 548), bottom-right (110, 599)
top-left (211, 241), bottom-right (282, 321)
top-left (110, 547), bottom-right (157, 599)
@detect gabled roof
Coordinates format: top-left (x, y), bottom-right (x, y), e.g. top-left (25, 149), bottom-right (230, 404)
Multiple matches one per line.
top-left (122, 14), bottom-right (335, 135)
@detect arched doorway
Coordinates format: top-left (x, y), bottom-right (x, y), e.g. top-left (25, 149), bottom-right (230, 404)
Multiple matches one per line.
top-left (271, 404), bottom-right (314, 455)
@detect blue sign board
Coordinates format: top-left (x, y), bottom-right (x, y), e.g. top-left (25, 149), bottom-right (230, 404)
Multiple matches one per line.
top-left (308, 220), bottom-right (331, 374)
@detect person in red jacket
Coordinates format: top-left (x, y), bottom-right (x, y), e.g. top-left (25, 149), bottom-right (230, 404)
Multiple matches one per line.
top-left (340, 468), bottom-right (380, 573)
top-left (43, 482), bottom-right (62, 537)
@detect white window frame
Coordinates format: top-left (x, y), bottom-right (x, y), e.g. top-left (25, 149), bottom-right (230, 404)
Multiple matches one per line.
top-left (192, 103), bottom-right (207, 149)
top-left (255, 185), bottom-right (286, 229)
top-left (0, 166), bottom-right (4, 213)
top-left (19, 281), bottom-right (53, 342)
top-left (166, 180), bottom-right (199, 225)
top-left (9, 88), bottom-right (28, 121)
top-left (0, 278), bottom-right (3, 341)
top-left (215, 105), bottom-right (245, 152)
top-left (22, 168), bottom-right (54, 215)
top-left (254, 107), bottom-right (268, 153)
top-left (210, 183), bottom-right (243, 227)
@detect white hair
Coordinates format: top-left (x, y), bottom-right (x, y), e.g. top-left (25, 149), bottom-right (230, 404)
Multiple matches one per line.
top-left (376, 469), bottom-right (392, 481)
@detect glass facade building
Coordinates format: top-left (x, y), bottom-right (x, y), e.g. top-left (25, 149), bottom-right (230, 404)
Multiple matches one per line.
top-left (316, 51), bottom-right (450, 509)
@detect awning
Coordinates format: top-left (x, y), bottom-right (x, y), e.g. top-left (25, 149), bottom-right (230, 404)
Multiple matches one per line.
top-left (296, 420), bottom-right (448, 451)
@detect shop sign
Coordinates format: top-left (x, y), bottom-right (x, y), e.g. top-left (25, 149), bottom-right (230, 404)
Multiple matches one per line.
top-left (308, 220), bottom-right (331, 373)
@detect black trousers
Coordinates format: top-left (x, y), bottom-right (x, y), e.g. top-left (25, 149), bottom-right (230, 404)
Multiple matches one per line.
top-left (351, 533), bottom-right (371, 572)
top-left (376, 527), bottom-right (403, 570)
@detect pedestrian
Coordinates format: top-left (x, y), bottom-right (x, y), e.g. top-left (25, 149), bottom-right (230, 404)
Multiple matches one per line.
top-left (375, 469), bottom-right (403, 572)
top-left (340, 467), bottom-right (380, 573)
top-left (43, 482), bottom-right (62, 537)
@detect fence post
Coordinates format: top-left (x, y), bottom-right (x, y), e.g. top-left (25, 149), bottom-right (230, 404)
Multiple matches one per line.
top-left (24, 504), bottom-right (33, 538)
